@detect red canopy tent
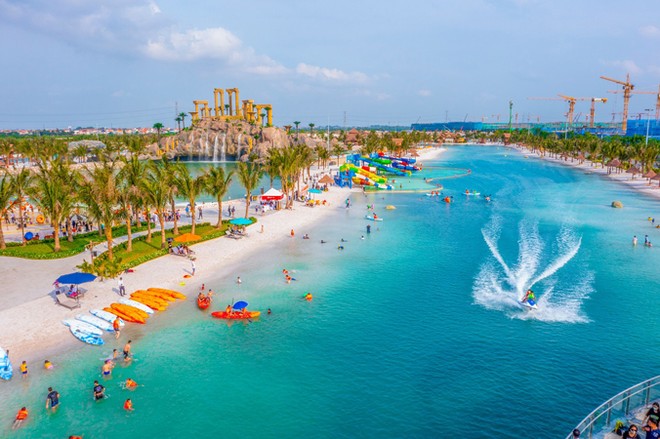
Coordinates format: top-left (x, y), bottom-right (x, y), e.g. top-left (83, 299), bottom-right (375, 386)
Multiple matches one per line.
top-left (261, 188), bottom-right (284, 201)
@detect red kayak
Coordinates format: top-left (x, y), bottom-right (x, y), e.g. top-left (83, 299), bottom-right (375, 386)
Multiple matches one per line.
top-left (197, 297), bottom-right (211, 310)
top-left (211, 310), bottom-right (261, 319)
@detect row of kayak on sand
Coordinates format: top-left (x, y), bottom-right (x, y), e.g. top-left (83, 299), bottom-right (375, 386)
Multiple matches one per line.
top-left (62, 288), bottom-right (186, 346)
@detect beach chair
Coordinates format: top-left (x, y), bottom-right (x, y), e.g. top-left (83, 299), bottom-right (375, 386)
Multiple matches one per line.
top-left (54, 293), bottom-right (81, 310)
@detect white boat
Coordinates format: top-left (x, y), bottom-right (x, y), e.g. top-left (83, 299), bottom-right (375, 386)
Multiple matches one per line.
top-left (365, 215), bottom-right (383, 222)
top-left (76, 314), bottom-right (114, 332)
top-left (90, 309), bottom-right (125, 327)
top-left (63, 319), bottom-right (103, 336)
top-left (69, 326), bottom-right (104, 346)
top-left (119, 298), bottom-right (154, 314)
top-left (0, 347), bottom-right (12, 380)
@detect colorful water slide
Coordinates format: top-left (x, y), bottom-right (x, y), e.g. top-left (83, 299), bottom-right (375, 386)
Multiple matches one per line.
top-left (340, 164), bottom-right (393, 190)
top-left (359, 156), bottom-right (410, 176)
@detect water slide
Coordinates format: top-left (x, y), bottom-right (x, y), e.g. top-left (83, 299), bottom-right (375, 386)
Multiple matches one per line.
top-left (358, 156), bottom-right (410, 176)
top-left (340, 164), bottom-right (393, 190)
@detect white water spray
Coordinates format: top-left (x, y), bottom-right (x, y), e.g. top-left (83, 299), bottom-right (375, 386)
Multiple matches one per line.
top-left (212, 135), bottom-right (218, 162)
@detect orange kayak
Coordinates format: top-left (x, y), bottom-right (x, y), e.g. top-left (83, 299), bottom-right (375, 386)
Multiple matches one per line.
top-left (130, 294), bottom-right (168, 311)
top-left (131, 291), bottom-right (169, 307)
top-left (103, 307), bottom-right (145, 324)
top-left (142, 290), bottom-right (176, 302)
top-left (148, 288), bottom-right (186, 300)
top-left (197, 296), bottom-right (211, 310)
top-left (111, 303), bottom-right (149, 322)
top-left (211, 310), bottom-right (261, 319)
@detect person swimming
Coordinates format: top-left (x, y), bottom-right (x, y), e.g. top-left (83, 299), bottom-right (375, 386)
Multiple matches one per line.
top-left (125, 378), bottom-right (138, 389)
top-left (44, 360), bottom-right (53, 370)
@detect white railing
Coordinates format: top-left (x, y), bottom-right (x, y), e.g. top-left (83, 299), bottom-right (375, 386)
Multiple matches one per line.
top-left (567, 375), bottom-right (660, 439)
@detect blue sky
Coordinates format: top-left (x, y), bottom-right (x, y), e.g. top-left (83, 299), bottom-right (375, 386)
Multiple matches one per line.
top-left (0, 0), bottom-right (659, 129)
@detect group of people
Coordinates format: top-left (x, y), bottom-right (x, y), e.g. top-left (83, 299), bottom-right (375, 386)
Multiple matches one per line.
top-left (11, 338), bottom-right (139, 431)
top-left (168, 242), bottom-right (194, 256)
top-left (197, 284), bottom-right (213, 306)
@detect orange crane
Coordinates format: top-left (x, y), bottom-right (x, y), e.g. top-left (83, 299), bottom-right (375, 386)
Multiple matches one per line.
top-left (529, 95), bottom-right (606, 128)
top-left (600, 74), bottom-right (634, 133)
top-left (589, 98), bottom-right (608, 128)
top-left (608, 84), bottom-right (660, 120)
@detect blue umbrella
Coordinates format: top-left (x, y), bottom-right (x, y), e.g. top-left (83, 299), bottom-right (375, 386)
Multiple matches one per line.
top-left (229, 218), bottom-right (252, 226)
top-left (233, 301), bottom-right (248, 310)
top-left (24, 232), bottom-right (33, 241)
top-left (308, 188), bottom-right (322, 194)
top-left (56, 272), bottom-right (97, 285)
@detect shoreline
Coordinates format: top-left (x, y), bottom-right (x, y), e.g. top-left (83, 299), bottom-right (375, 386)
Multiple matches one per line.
top-left (1, 147), bottom-right (446, 367)
top-left (509, 143), bottom-right (660, 202)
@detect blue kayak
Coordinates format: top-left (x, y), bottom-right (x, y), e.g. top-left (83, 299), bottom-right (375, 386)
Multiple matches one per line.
top-left (0, 347), bottom-right (13, 380)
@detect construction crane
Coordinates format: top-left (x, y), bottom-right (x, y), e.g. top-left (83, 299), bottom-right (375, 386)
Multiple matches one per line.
top-left (589, 98), bottom-right (608, 128)
top-left (608, 84), bottom-right (660, 120)
top-left (600, 74), bottom-right (634, 133)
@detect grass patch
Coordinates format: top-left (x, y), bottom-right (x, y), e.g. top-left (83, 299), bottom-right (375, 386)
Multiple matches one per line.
top-left (86, 219), bottom-right (254, 275)
top-left (0, 223), bottom-right (154, 259)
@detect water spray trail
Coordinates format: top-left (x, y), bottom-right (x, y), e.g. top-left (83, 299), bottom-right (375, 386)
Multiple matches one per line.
top-left (482, 229), bottom-right (512, 280)
top-left (530, 236), bottom-right (581, 286)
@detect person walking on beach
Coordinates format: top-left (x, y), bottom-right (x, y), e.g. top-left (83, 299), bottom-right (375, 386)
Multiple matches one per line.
top-left (45, 387), bottom-right (60, 412)
top-left (236, 276), bottom-right (242, 284)
top-left (118, 276), bottom-right (125, 296)
top-left (191, 259), bottom-right (196, 276)
top-left (290, 228), bottom-right (295, 237)
top-left (20, 360), bottom-right (27, 378)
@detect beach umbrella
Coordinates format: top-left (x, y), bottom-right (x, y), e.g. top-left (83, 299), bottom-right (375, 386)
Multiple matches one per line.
top-left (643, 170), bottom-right (657, 180)
top-left (653, 174), bottom-right (660, 187)
top-left (318, 175), bottom-right (334, 185)
top-left (308, 188), bottom-right (322, 194)
top-left (24, 232), bottom-right (33, 241)
top-left (56, 272), bottom-right (97, 285)
top-left (232, 301), bottom-right (248, 310)
top-left (229, 217), bottom-right (252, 226)
top-left (174, 232), bottom-right (201, 243)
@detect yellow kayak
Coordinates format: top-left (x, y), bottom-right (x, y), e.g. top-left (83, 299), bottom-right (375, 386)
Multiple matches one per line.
top-left (148, 287), bottom-right (186, 300)
top-left (142, 290), bottom-right (176, 302)
top-left (111, 303), bottom-right (150, 321)
top-left (130, 294), bottom-right (168, 311)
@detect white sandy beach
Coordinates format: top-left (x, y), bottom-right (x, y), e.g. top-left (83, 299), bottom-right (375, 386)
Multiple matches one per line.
top-left (0, 148), bottom-right (449, 367)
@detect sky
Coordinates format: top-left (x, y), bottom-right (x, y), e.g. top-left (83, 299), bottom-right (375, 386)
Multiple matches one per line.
top-left (0, 0), bottom-right (659, 129)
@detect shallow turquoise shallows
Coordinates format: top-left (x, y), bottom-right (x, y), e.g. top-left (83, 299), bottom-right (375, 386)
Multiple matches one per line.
top-left (1, 145), bottom-right (659, 438)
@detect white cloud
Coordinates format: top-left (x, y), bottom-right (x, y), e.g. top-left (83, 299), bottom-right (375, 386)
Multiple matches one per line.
top-left (296, 63), bottom-right (369, 83)
top-left (417, 89), bottom-right (432, 97)
top-left (143, 28), bottom-right (243, 61)
top-left (640, 25), bottom-right (660, 38)
top-left (602, 60), bottom-right (642, 75)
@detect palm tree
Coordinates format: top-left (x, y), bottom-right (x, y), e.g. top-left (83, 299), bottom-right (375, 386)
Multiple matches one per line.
top-left (293, 121), bottom-right (301, 140)
top-left (162, 157), bottom-right (181, 235)
top-left (153, 122), bottom-right (164, 143)
top-left (0, 174), bottom-right (14, 249)
top-left (332, 144), bottom-right (344, 166)
top-left (308, 123), bottom-right (315, 137)
top-left (29, 163), bottom-right (76, 253)
top-left (118, 156), bottom-right (145, 252)
top-left (236, 161), bottom-right (263, 218)
top-left (175, 165), bottom-right (206, 235)
top-left (203, 166), bottom-right (234, 228)
top-left (78, 156), bottom-right (122, 260)
top-left (179, 112), bottom-right (188, 130)
top-left (143, 163), bottom-right (170, 249)
top-left (175, 116), bottom-right (182, 132)
top-left (10, 168), bottom-right (33, 246)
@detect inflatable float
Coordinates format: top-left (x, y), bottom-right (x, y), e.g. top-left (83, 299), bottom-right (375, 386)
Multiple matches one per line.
top-left (211, 310), bottom-right (260, 319)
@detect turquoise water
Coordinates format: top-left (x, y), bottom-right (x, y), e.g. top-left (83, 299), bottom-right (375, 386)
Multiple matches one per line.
top-left (2, 145), bottom-right (659, 438)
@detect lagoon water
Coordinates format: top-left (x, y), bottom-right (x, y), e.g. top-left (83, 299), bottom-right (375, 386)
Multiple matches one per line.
top-left (1, 145), bottom-right (659, 438)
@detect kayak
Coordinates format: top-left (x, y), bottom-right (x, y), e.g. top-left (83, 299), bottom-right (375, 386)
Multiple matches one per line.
top-left (69, 326), bottom-right (104, 346)
top-left (465, 192), bottom-right (481, 196)
top-left (197, 296), bottom-right (212, 310)
top-left (141, 290), bottom-right (176, 302)
top-left (0, 346), bottom-right (13, 380)
top-left (75, 314), bottom-right (115, 332)
top-left (119, 298), bottom-right (155, 314)
top-left (103, 306), bottom-right (145, 324)
top-left (365, 215), bottom-right (383, 222)
top-left (63, 319), bottom-right (103, 336)
top-left (130, 293), bottom-right (169, 310)
top-left (148, 287), bottom-right (186, 300)
top-left (90, 309), bottom-right (125, 327)
top-left (111, 303), bottom-right (150, 321)
top-left (211, 311), bottom-right (261, 319)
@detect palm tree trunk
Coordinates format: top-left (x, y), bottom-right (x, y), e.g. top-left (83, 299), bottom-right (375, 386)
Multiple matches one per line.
top-left (216, 197), bottom-right (223, 228)
top-left (170, 197), bottom-right (179, 235)
top-left (105, 226), bottom-right (113, 260)
top-left (159, 214), bottom-right (166, 249)
top-left (53, 222), bottom-right (61, 252)
top-left (66, 217), bottom-right (73, 242)
top-left (0, 217), bottom-right (6, 249)
top-left (125, 217), bottom-right (133, 252)
top-left (190, 199), bottom-right (196, 235)
top-left (18, 202), bottom-right (26, 246)
top-left (244, 194), bottom-right (250, 218)
top-left (146, 209), bottom-right (152, 242)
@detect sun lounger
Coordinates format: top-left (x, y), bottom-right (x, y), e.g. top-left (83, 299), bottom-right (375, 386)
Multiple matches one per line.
top-left (55, 293), bottom-right (81, 310)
